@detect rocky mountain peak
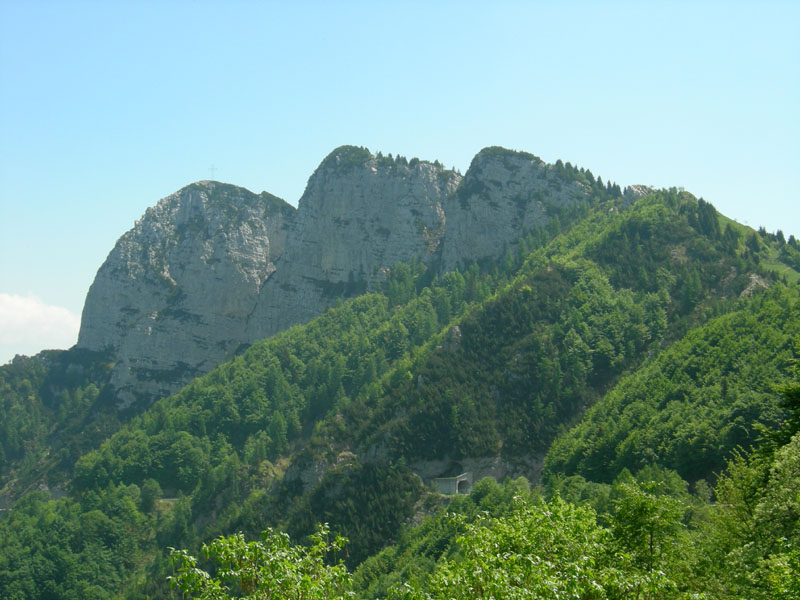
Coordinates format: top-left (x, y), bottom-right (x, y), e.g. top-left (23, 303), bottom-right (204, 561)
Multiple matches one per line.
top-left (245, 148), bottom-right (461, 342)
top-left (77, 182), bottom-right (294, 407)
top-left (440, 146), bottom-right (591, 269)
top-left (315, 145), bottom-right (373, 172)
top-left (470, 145), bottom-right (543, 167)
top-left (301, 146), bottom-right (460, 209)
top-left (78, 146), bottom-right (598, 407)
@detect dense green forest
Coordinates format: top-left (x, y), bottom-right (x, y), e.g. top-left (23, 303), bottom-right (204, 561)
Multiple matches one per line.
top-left (0, 348), bottom-right (118, 502)
top-left (1, 186), bottom-right (798, 598)
top-left (171, 380), bottom-right (800, 600)
top-left (544, 285), bottom-right (799, 483)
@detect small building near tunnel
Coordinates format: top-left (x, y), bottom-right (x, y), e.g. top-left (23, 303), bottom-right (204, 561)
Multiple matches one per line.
top-left (433, 472), bottom-right (473, 495)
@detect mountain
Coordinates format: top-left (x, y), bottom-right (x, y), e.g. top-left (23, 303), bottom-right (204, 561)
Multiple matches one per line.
top-left (1, 146), bottom-right (799, 599)
top-left (76, 146), bottom-right (597, 408)
top-left (77, 182), bottom-right (294, 408)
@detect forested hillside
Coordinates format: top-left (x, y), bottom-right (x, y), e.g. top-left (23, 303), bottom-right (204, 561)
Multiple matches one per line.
top-left (544, 286), bottom-right (799, 484)
top-left (348, 375), bottom-right (800, 600)
top-left (1, 184), bottom-right (798, 598)
top-left (0, 348), bottom-right (117, 504)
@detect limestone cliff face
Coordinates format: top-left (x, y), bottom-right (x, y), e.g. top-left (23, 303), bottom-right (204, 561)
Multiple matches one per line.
top-left (79, 146), bottom-right (597, 406)
top-left (440, 147), bottom-right (591, 270)
top-left (246, 146), bottom-right (592, 342)
top-left (246, 147), bottom-right (460, 341)
top-left (77, 181), bottom-right (294, 406)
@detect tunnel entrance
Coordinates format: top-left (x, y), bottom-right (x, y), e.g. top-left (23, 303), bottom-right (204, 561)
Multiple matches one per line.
top-left (433, 472), bottom-right (473, 495)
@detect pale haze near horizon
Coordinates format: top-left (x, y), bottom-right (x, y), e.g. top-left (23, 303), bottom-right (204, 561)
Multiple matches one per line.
top-left (1, 0), bottom-right (798, 364)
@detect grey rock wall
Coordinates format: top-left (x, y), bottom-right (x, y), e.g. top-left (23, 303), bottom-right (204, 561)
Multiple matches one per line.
top-left (246, 147), bottom-right (461, 342)
top-left (440, 147), bottom-right (591, 270)
top-left (77, 181), bottom-right (294, 407)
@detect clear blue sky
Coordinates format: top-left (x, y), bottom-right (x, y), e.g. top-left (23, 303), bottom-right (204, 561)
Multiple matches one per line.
top-left (1, 0), bottom-right (798, 363)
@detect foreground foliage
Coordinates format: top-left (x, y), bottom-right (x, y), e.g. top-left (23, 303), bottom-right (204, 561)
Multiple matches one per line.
top-left (392, 495), bottom-right (675, 600)
top-left (169, 524), bottom-right (352, 600)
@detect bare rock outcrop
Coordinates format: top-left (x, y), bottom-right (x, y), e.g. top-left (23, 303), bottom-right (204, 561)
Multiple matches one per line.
top-left (78, 146), bottom-right (598, 407)
top-left (440, 147), bottom-right (592, 270)
top-left (246, 147), bottom-right (460, 342)
top-left (77, 181), bottom-right (294, 407)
